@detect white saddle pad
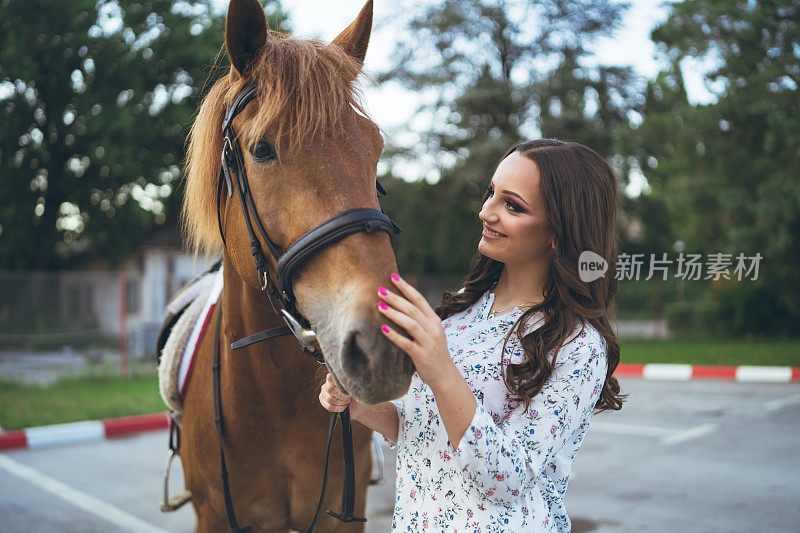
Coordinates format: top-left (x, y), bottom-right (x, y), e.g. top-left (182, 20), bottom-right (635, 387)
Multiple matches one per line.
top-left (158, 265), bottom-right (224, 417)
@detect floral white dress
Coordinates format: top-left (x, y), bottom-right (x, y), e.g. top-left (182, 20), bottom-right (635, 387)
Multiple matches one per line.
top-left (383, 289), bottom-right (608, 532)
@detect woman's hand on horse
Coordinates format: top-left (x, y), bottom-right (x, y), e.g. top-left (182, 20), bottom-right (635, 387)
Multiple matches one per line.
top-left (319, 372), bottom-right (361, 418)
top-left (378, 273), bottom-right (457, 392)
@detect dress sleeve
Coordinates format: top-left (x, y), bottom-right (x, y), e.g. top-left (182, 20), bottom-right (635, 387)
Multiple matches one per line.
top-left (450, 331), bottom-right (607, 504)
top-left (382, 398), bottom-right (403, 449)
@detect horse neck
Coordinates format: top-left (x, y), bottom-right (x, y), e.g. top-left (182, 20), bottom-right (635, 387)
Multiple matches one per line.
top-left (220, 256), bottom-right (324, 401)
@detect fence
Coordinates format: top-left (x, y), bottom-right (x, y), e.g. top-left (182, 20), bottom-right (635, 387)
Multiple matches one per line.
top-left (0, 269), bottom-right (155, 365)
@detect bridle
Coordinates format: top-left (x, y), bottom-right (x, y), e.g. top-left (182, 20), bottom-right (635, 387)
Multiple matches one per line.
top-left (211, 82), bottom-right (401, 532)
top-left (217, 82), bottom-right (401, 360)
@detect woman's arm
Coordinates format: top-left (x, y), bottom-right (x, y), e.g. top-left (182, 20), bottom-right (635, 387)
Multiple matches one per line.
top-left (429, 364), bottom-right (477, 450)
top-left (350, 401), bottom-right (399, 443)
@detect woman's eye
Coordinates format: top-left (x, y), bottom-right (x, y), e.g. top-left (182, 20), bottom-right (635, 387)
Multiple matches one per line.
top-left (488, 185), bottom-right (521, 212)
top-left (250, 141), bottom-right (276, 161)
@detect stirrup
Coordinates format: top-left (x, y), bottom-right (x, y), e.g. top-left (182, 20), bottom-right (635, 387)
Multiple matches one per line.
top-left (160, 448), bottom-right (193, 512)
top-left (369, 433), bottom-right (384, 485)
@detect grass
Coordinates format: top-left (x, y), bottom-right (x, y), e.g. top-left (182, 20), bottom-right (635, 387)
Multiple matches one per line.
top-left (620, 338), bottom-right (800, 367)
top-left (0, 370), bottom-right (165, 431)
top-left (0, 338), bottom-right (797, 431)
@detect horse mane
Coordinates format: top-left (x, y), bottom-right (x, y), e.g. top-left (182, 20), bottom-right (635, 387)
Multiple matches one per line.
top-left (181, 31), bottom-right (371, 257)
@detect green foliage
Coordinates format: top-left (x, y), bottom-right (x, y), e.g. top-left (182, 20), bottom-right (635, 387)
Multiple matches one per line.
top-left (617, 276), bottom-right (711, 320)
top-left (663, 299), bottom-right (718, 336)
top-left (632, 0), bottom-right (800, 335)
top-left (710, 280), bottom-right (796, 337)
top-left (0, 0), bottom-right (288, 268)
top-left (616, 280), bottom-right (657, 318)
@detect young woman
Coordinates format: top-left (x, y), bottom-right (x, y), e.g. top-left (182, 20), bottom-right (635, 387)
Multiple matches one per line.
top-left (319, 139), bottom-right (625, 532)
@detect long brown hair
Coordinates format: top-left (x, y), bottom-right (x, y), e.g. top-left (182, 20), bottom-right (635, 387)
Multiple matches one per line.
top-left (435, 139), bottom-right (626, 413)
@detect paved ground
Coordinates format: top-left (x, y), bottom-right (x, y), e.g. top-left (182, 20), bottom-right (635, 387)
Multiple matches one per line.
top-left (567, 379), bottom-right (800, 532)
top-left (1, 377), bottom-right (798, 532)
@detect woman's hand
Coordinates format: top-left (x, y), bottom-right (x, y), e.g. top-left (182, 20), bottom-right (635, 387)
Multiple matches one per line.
top-left (378, 273), bottom-right (458, 392)
top-left (319, 372), bottom-right (361, 420)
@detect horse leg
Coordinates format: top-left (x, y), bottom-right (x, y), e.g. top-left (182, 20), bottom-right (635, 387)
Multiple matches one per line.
top-left (193, 499), bottom-right (229, 533)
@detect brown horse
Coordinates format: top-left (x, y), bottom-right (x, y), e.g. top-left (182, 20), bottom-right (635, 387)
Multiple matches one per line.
top-left (178, 0), bottom-right (413, 530)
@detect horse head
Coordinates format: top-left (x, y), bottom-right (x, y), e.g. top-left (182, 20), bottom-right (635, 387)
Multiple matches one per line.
top-left (183, 0), bottom-right (414, 404)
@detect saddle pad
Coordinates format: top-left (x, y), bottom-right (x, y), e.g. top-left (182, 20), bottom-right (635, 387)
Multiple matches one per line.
top-left (158, 265), bottom-right (224, 415)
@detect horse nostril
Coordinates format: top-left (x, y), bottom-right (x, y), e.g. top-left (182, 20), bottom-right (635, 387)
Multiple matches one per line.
top-left (341, 330), bottom-right (369, 377)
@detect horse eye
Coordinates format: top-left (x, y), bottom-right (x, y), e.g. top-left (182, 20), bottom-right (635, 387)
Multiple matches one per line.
top-left (250, 141), bottom-right (276, 161)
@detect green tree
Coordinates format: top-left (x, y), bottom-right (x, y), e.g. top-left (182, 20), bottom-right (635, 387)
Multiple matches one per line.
top-left (0, 0), bottom-right (288, 268)
top-left (634, 0), bottom-right (800, 335)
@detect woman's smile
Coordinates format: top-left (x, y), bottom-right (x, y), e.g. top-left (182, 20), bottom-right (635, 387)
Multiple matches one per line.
top-left (482, 224), bottom-right (507, 239)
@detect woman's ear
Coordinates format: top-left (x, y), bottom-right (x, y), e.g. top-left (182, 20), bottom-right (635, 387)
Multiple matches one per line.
top-left (330, 0), bottom-right (373, 65)
top-left (225, 0), bottom-right (269, 78)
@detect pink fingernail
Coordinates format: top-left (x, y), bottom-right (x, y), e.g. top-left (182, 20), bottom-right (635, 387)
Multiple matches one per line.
top-left (391, 273), bottom-right (400, 281)
top-left (378, 302), bottom-right (388, 310)
top-left (378, 287), bottom-right (388, 296)
top-left (381, 325), bottom-right (390, 333)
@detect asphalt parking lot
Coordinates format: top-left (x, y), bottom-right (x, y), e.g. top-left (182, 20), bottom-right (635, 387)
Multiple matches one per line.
top-left (0, 377), bottom-right (798, 532)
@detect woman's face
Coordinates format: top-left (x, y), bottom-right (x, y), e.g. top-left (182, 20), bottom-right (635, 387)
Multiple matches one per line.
top-left (478, 152), bottom-right (554, 266)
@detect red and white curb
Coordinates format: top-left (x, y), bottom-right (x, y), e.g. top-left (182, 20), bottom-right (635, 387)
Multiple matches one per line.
top-left (2, 364), bottom-right (799, 452)
top-left (616, 363), bottom-right (800, 383)
top-left (0, 412), bottom-right (169, 451)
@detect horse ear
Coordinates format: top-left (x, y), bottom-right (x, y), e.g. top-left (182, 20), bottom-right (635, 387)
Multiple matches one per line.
top-left (330, 0), bottom-right (373, 64)
top-left (225, 0), bottom-right (269, 77)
